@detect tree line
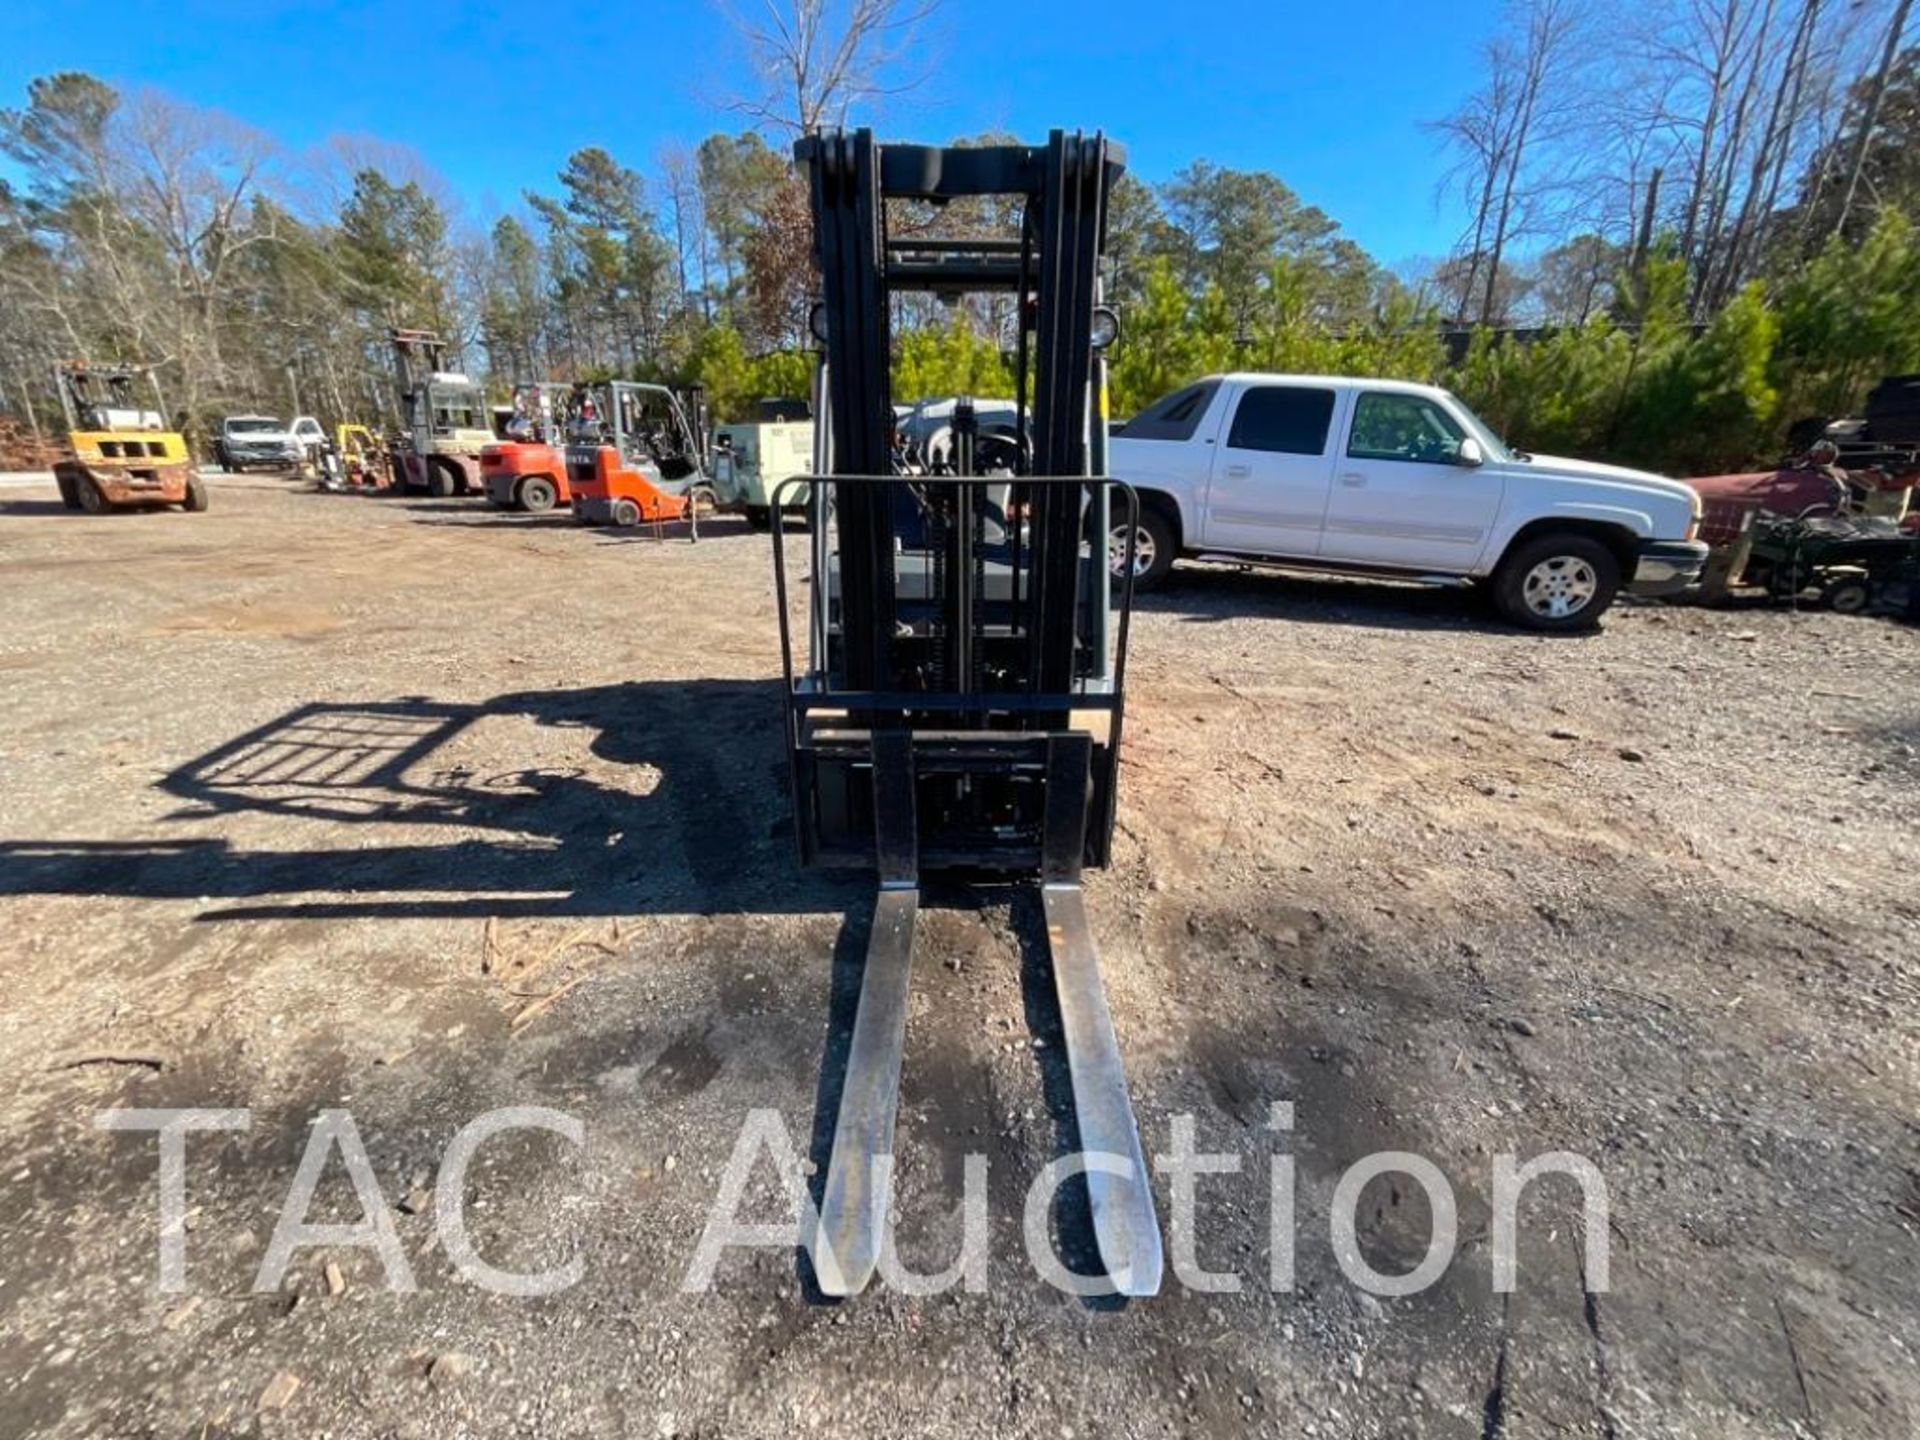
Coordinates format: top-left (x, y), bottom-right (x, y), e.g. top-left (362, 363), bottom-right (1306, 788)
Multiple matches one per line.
top-left (1, 0), bottom-right (1917, 476)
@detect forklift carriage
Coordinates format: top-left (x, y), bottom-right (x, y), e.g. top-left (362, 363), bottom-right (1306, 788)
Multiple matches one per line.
top-left (774, 128), bottom-right (1162, 1298)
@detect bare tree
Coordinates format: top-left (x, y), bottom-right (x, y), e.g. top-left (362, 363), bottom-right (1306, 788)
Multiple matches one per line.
top-left (1432, 0), bottom-right (1587, 323)
top-left (1711, 0), bottom-right (1824, 302)
top-left (1616, 0), bottom-right (1872, 304)
top-left (718, 0), bottom-right (942, 136)
top-left (1430, 52), bottom-right (1514, 319)
top-left (658, 142), bottom-right (708, 317)
top-left (1836, 0), bottom-right (1915, 235)
top-left (113, 90), bottom-right (282, 421)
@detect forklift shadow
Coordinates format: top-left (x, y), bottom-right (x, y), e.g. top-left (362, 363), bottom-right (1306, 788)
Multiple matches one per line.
top-left (1141, 566), bottom-right (1508, 634)
top-left (0, 679), bottom-right (860, 923)
top-left (388, 499), bottom-right (509, 516)
top-left (0, 498), bottom-right (72, 517)
top-left (588, 515), bottom-right (763, 545)
top-left (404, 512), bottom-right (585, 533)
top-left (392, 503), bottom-right (760, 540)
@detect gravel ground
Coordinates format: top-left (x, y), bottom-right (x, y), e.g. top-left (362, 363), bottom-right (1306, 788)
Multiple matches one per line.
top-left (0, 472), bottom-right (1916, 1440)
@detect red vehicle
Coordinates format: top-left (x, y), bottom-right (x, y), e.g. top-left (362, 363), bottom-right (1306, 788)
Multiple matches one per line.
top-left (482, 382), bottom-right (577, 512)
top-left (566, 381), bottom-right (714, 528)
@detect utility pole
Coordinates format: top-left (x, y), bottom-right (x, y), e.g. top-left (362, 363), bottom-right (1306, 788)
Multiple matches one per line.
top-left (1630, 167), bottom-right (1664, 304)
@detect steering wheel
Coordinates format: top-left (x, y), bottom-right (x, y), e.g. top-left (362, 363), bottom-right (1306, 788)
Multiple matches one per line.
top-left (1405, 432), bottom-right (1452, 464)
top-left (975, 432), bottom-right (1024, 474)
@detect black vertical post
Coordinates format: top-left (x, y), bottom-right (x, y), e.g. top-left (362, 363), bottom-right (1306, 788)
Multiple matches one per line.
top-left (1028, 132), bottom-right (1106, 710)
top-left (805, 130), bottom-right (897, 696)
top-left (945, 397), bottom-right (978, 700)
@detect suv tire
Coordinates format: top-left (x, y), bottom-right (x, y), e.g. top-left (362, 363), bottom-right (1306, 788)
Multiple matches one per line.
top-left (1493, 532), bottom-right (1621, 631)
top-left (1110, 505), bottom-right (1177, 592)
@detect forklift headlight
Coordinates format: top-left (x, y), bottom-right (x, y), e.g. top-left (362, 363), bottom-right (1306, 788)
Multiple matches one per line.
top-left (809, 302), bottom-right (831, 347)
top-left (1090, 306), bottom-right (1120, 352)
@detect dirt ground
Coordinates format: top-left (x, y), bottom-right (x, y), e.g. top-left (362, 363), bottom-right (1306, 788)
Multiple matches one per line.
top-left (0, 471), bottom-right (1915, 1440)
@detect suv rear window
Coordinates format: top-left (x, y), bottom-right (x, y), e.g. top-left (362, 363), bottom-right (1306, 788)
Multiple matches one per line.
top-left (1116, 381), bottom-right (1220, 441)
top-left (1226, 387), bottom-right (1336, 455)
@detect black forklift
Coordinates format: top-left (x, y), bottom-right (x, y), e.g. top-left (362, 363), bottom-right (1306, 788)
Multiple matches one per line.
top-left (770, 129), bottom-right (1161, 1296)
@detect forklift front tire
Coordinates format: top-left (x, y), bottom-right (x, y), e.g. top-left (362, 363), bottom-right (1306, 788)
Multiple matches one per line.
top-left (76, 478), bottom-right (109, 515)
top-left (56, 474), bottom-right (80, 510)
top-left (611, 498), bottom-right (642, 528)
top-left (181, 475), bottom-right (210, 512)
top-left (427, 463), bottom-right (456, 498)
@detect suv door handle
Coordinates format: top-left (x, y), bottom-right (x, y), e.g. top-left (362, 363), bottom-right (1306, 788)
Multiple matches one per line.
top-left (1224, 464), bottom-right (1251, 478)
top-left (1340, 472), bottom-right (1367, 487)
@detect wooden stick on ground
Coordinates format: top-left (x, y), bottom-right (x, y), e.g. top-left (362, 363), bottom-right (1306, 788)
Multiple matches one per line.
top-left (50, 1052), bottom-right (168, 1072)
top-left (509, 974), bottom-right (593, 1033)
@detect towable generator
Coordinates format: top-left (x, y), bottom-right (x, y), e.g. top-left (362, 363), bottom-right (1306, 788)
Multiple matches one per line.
top-left (482, 382), bottom-right (579, 512)
top-left (773, 129), bottom-right (1162, 1297)
top-left (565, 381), bottom-right (714, 529)
top-left (51, 362), bottom-right (206, 514)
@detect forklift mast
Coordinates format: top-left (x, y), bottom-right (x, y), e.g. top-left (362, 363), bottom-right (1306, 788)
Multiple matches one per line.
top-left (774, 129), bottom-right (1162, 1299)
top-left (673, 384), bottom-right (712, 470)
top-left (54, 361), bottom-right (168, 434)
top-left (386, 328), bottom-right (464, 439)
top-left (387, 328), bottom-right (450, 391)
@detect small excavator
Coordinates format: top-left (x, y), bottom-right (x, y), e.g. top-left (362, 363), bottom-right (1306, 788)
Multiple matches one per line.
top-left (772, 129), bottom-right (1161, 1296)
top-left (334, 423), bottom-right (387, 489)
top-left (565, 381), bottom-right (715, 529)
top-left (51, 361), bottom-right (207, 514)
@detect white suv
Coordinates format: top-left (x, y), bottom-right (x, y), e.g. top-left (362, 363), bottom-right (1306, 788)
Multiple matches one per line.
top-left (217, 415), bottom-right (326, 471)
top-left (1108, 374), bottom-right (1708, 630)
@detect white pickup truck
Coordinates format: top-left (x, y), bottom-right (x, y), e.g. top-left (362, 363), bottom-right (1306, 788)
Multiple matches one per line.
top-left (216, 414), bottom-right (326, 472)
top-left (1107, 374), bottom-right (1708, 630)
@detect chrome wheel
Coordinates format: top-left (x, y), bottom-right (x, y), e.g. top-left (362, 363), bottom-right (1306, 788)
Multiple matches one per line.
top-left (1522, 555), bottom-right (1599, 619)
top-left (1109, 522), bottom-right (1155, 579)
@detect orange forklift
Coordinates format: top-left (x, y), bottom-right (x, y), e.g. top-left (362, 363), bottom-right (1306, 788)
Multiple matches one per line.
top-left (565, 381), bottom-right (715, 529)
top-left (482, 382), bottom-right (578, 511)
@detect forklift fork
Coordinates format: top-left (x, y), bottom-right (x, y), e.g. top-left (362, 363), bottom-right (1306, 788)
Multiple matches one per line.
top-left (814, 732), bottom-right (919, 1292)
top-left (812, 734), bottom-right (1164, 1298)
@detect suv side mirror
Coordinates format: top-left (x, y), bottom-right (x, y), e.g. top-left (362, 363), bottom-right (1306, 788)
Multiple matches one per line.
top-left (1457, 436), bottom-right (1486, 467)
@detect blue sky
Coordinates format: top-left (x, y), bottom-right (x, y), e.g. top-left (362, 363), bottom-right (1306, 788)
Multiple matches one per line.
top-left (2, 0), bottom-right (1500, 268)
